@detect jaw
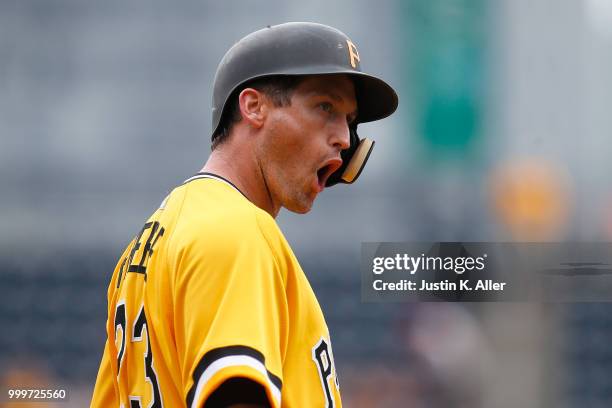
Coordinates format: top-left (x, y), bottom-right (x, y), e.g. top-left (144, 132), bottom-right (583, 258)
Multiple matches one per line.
top-left (258, 166), bottom-right (314, 216)
top-left (286, 200), bottom-right (314, 214)
top-left (282, 158), bottom-right (341, 213)
top-left (280, 184), bottom-right (315, 214)
top-left (256, 138), bottom-right (329, 215)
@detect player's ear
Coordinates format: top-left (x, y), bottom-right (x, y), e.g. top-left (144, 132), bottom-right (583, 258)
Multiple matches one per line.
top-left (238, 88), bottom-right (267, 129)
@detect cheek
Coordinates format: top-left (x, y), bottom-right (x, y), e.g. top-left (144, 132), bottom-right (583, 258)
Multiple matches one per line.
top-left (267, 111), bottom-right (318, 164)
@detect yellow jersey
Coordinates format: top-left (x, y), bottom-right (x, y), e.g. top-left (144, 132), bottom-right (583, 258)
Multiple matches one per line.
top-left (91, 173), bottom-right (342, 407)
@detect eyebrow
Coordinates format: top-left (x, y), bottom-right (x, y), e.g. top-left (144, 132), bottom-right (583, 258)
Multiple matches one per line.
top-left (322, 91), bottom-right (344, 102)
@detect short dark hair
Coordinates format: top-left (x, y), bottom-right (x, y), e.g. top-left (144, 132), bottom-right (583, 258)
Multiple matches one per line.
top-left (211, 75), bottom-right (303, 150)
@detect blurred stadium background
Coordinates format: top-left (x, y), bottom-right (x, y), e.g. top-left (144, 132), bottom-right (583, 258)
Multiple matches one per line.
top-left (1, 0), bottom-right (612, 406)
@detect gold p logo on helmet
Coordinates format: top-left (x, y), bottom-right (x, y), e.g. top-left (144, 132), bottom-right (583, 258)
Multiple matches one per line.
top-left (346, 40), bottom-right (360, 69)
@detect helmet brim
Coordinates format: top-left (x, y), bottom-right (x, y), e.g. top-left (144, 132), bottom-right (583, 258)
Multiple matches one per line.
top-left (348, 72), bottom-right (399, 124)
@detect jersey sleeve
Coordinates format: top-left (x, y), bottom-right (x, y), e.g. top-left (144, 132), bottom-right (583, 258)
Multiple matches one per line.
top-left (169, 213), bottom-right (289, 408)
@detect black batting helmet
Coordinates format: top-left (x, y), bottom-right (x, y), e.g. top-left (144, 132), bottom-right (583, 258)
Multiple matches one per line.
top-left (211, 22), bottom-right (398, 186)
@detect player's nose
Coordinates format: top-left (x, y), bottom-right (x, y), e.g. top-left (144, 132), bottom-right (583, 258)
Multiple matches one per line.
top-left (330, 121), bottom-right (351, 151)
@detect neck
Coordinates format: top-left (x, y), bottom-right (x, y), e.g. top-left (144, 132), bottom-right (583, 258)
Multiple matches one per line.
top-left (201, 144), bottom-right (279, 218)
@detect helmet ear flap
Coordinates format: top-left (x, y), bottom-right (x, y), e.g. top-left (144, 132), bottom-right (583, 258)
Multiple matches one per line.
top-left (325, 125), bottom-right (375, 187)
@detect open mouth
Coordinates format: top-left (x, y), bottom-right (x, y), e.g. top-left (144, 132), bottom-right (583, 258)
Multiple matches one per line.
top-left (316, 158), bottom-right (343, 188)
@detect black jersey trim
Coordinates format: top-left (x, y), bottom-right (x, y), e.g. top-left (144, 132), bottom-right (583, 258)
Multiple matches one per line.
top-left (183, 172), bottom-right (249, 200)
top-left (186, 345), bottom-right (282, 407)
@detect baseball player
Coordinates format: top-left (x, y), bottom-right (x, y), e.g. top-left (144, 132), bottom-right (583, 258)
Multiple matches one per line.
top-left (91, 22), bottom-right (397, 407)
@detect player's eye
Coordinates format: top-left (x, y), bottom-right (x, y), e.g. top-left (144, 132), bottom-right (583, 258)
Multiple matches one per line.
top-left (319, 102), bottom-right (333, 113)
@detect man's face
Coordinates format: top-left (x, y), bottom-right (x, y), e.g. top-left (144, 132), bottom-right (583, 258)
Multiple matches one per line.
top-left (257, 74), bottom-right (357, 214)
